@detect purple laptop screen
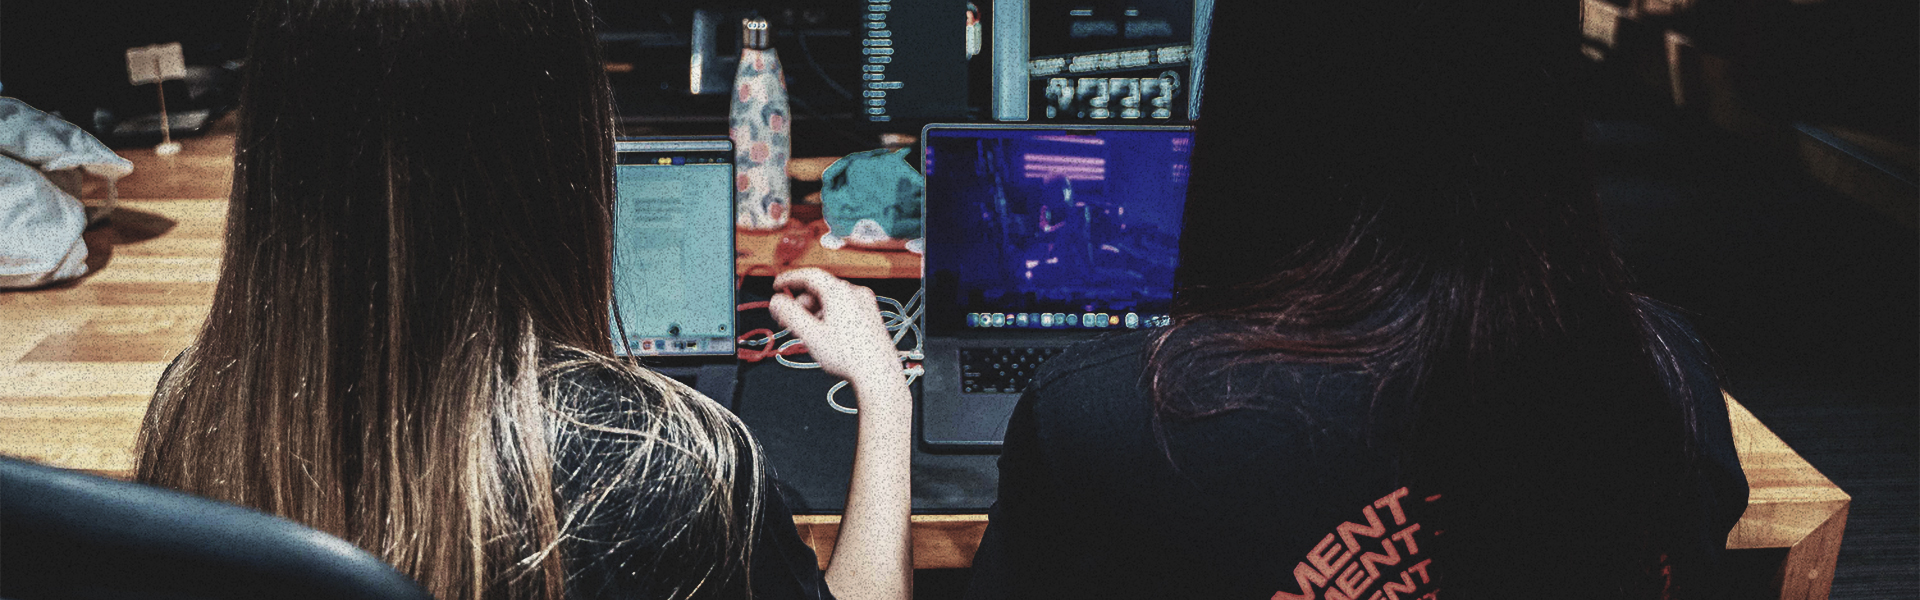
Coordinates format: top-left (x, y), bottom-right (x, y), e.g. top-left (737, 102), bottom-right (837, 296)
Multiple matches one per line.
top-left (923, 127), bottom-right (1192, 334)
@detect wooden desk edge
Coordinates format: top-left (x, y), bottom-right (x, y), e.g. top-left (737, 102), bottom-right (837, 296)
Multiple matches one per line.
top-left (1722, 392), bottom-right (1851, 600)
top-left (20, 396), bottom-right (1858, 592)
top-left (792, 514), bottom-right (989, 571)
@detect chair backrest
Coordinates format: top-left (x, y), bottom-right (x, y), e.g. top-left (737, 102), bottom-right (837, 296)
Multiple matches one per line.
top-left (0, 456), bottom-right (434, 600)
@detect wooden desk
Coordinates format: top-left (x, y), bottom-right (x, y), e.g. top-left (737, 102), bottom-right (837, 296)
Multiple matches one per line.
top-left (735, 226), bottom-right (921, 281)
top-left (795, 514), bottom-right (989, 571)
top-left (1721, 392), bottom-right (1851, 600)
top-left (734, 154), bottom-right (922, 281)
top-left (0, 373), bottom-right (1852, 593)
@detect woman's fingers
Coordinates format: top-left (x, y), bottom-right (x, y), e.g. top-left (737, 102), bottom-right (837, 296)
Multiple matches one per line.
top-left (776, 268), bottom-right (876, 322)
top-left (765, 268), bottom-right (906, 386)
top-left (768, 293), bottom-right (824, 339)
top-left (792, 291), bottom-right (821, 314)
top-left (773, 268), bottom-right (839, 297)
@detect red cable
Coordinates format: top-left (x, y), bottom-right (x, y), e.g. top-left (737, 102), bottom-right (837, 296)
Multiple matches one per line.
top-left (735, 327), bottom-right (810, 362)
top-left (738, 341), bottom-right (809, 362)
top-left (736, 327), bottom-right (776, 362)
top-left (735, 304), bottom-right (777, 361)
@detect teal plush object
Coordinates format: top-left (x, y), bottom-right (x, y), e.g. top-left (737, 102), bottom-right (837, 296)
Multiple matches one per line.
top-left (819, 147), bottom-right (923, 253)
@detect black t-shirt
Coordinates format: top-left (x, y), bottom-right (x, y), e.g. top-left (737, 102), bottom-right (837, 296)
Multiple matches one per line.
top-left (963, 315), bottom-right (1748, 600)
top-left (154, 352), bottom-right (834, 600)
top-left (547, 362), bottom-right (835, 600)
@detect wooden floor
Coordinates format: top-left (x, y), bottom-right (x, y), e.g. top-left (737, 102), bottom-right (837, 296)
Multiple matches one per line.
top-left (0, 119), bottom-right (232, 475)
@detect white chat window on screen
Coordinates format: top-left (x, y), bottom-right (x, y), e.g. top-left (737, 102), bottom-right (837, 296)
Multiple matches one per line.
top-left (126, 42), bottom-right (188, 155)
top-left (612, 165), bottom-right (735, 353)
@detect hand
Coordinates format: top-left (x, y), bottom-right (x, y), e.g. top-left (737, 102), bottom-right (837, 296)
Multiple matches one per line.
top-left (767, 268), bottom-right (905, 391)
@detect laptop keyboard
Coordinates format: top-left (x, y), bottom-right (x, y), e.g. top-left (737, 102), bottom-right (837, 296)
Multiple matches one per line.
top-left (960, 347), bottom-right (1065, 394)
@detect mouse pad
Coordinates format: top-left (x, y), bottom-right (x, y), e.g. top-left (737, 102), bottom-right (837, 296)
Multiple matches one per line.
top-left (732, 277), bottom-right (999, 514)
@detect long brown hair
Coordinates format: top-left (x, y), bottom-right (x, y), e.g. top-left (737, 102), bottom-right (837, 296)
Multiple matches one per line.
top-left (1154, 0), bottom-right (1722, 597)
top-left (135, 1), bottom-right (762, 598)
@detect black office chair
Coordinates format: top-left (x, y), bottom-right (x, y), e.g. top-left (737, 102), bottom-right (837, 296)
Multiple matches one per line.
top-left (0, 456), bottom-right (432, 600)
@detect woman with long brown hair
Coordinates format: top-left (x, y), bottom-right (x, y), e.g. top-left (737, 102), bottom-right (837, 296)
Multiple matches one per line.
top-left (963, 0), bottom-right (1748, 598)
top-left (133, 1), bottom-right (911, 599)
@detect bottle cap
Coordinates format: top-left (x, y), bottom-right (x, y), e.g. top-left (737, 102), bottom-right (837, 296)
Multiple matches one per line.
top-left (742, 17), bottom-right (772, 50)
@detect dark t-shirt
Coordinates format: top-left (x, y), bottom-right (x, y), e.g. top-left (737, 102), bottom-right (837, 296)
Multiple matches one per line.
top-left (547, 362), bottom-right (835, 600)
top-left (963, 314), bottom-right (1748, 600)
top-left (154, 352), bottom-right (834, 600)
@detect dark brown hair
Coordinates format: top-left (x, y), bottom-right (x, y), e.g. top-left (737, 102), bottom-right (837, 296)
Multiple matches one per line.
top-left (135, 1), bottom-right (762, 598)
top-left (1155, 0), bottom-right (1717, 597)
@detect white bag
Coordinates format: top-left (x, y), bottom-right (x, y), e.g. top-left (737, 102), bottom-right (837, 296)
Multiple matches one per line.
top-left (0, 97), bottom-right (133, 289)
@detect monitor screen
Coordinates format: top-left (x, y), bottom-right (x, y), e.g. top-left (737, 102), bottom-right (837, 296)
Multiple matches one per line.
top-left (611, 138), bottom-right (737, 356)
top-left (922, 126), bottom-right (1191, 335)
top-left (859, 0), bottom-right (972, 124)
top-left (991, 0), bottom-right (1208, 122)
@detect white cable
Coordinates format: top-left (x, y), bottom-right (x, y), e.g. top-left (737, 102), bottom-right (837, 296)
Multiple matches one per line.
top-left (895, 320), bottom-right (921, 356)
top-left (828, 369), bottom-right (921, 415)
top-left (827, 380), bottom-right (858, 414)
top-left (893, 290), bottom-right (925, 350)
top-left (757, 292), bottom-right (927, 414)
top-left (902, 293), bottom-right (925, 358)
top-left (877, 294), bottom-right (906, 318)
top-left (774, 338), bottom-right (819, 369)
top-left (886, 315), bottom-right (912, 345)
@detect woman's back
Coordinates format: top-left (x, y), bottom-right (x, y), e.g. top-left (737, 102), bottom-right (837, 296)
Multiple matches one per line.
top-left (132, 1), bottom-right (916, 599)
top-left (968, 311), bottom-right (1747, 599)
top-left (969, 325), bottom-right (1405, 600)
top-left (954, 0), bottom-right (1758, 595)
top-left (135, 1), bottom-right (626, 594)
top-left (959, 1), bottom-right (1760, 581)
top-left (539, 353), bottom-right (830, 599)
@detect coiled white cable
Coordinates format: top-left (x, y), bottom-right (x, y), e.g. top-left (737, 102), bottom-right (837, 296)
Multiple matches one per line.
top-left (828, 369), bottom-right (922, 415)
top-left (790, 290), bottom-right (926, 415)
top-left (774, 338), bottom-right (818, 369)
top-left (827, 380), bottom-right (857, 414)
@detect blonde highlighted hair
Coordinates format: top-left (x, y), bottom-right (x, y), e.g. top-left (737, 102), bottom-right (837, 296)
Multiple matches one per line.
top-left (135, 1), bottom-right (764, 598)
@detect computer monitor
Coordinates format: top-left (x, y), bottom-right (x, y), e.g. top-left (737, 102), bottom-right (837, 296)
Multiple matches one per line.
top-left (991, 0), bottom-right (1213, 122)
top-left (858, 0), bottom-right (973, 125)
top-left (921, 125), bottom-right (1192, 336)
top-left (610, 138), bottom-right (737, 357)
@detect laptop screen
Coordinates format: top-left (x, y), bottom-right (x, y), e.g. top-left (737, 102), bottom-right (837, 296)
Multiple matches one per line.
top-left (611, 138), bottom-right (736, 356)
top-left (922, 126), bottom-right (1192, 336)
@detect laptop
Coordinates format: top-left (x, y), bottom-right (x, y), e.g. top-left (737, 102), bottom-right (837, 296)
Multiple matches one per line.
top-left (610, 137), bottom-right (740, 409)
top-left (918, 124), bottom-right (1194, 449)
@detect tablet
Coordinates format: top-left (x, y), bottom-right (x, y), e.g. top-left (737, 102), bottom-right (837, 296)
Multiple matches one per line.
top-left (610, 137), bottom-right (737, 357)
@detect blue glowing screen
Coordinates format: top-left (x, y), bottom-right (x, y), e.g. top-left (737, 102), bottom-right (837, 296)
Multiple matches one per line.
top-left (923, 127), bottom-right (1191, 334)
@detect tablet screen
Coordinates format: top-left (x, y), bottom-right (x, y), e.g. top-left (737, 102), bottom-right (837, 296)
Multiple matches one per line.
top-left (611, 138), bottom-right (736, 356)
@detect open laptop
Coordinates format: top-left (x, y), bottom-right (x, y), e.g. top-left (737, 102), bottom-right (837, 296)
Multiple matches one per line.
top-left (611, 137), bottom-right (740, 409)
top-left (918, 124), bottom-right (1194, 449)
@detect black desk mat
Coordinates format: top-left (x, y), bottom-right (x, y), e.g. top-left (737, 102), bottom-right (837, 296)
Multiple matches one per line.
top-left (731, 277), bottom-right (1000, 515)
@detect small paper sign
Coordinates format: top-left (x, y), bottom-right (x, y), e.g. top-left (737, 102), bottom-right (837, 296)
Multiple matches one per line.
top-left (126, 42), bottom-right (187, 85)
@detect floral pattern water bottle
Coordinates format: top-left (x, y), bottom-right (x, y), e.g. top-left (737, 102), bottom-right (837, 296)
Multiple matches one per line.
top-left (730, 16), bottom-right (791, 230)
